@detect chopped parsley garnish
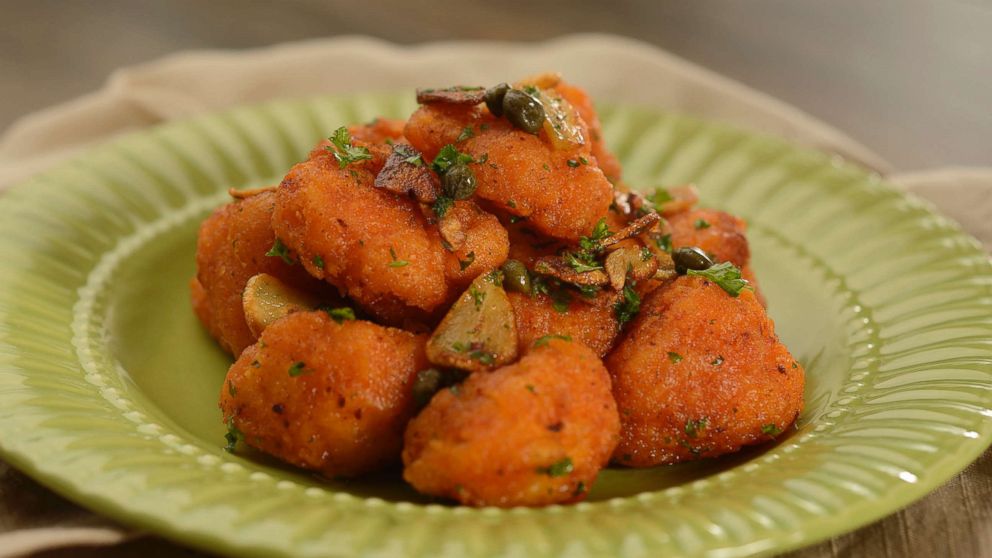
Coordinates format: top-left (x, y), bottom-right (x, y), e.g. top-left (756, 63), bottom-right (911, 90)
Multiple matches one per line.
top-left (432, 195), bottom-right (454, 218)
top-left (458, 251), bottom-right (476, 271)
top-left (526, 384), bottom-right (536, 393)
top-left (431, 144), bottom-right (474, 174)
top-left (711, 355), bottom-right (724, 366)
top-left (388, 246), bottom-right (409, 268)
top-left (288, 361), bottom-right (308, 377)
top-left (654, 233), bottom-right (673, 253)
top-left (403, 153), bottom-right (424, 167)
top-left (761, 423), bottom-right (783, 436)
top-left (223, 419), bottom-right (243, 453)
top-left (573, 481), bottom-right (586, 497)
top-left (647, 187), bottom-right (673, 209)
top-left (469, 286), bottom-right (485, 309)
top-left (566, 159), bottom-right (580, 168)
top-left (312, 255), bottom-right (325, 269)
top-left (320, 306), bottom-right (356, 324)
top-left (522, 84), bottom-right (540, 96)
top-left (577, 284), bottom-right (600, 299)
top-left (578, 156), bottom-right (589, 165)
top-left (614, 284), bottom-right (640, 326)
top-left (579, 218), bottom-right (612, 253)
top-left (266, 238), bottom-right (295, 265)
top-left (551, 288), bottom-right (572, 313)
top-left (640, 246), bottom-right (654, 261)
top-left (562, 218), bottom-right (613, 274)
top-left (228, 381), bottom-right (237, 397)
top-left (469, 350), bottom-right (495, 365)
top-left (326, 127), bottom-right (372, 168)
top-left (506, 199), bottom-right (517, 208)
top-left (456, 126), bottom-right (474, 142)
top-left (694, 218), bottom-right (712, 230)
top-left (684, 418), bottom-right (708, 438)
top-left (687, 262), bottom-right (750, 297)
top-left (565, 250), bottom-right (603, 273)
top-left (668, 351), bottom-right (683, 364)
top-left (538, 457), bottom-right (574, 477)
top-left (533, 334), bottom-right (572, 348)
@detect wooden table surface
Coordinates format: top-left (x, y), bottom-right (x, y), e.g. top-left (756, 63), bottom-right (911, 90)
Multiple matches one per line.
top-left (1, 1), bottom-right (991, 557)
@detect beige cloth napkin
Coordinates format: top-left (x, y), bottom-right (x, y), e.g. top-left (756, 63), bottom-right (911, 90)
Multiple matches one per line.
top-left (0, 34), bottom-right (989, 557)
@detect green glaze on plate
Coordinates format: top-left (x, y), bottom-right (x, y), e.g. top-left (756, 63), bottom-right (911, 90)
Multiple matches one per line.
top-left (0, 92), bottom-right (990, 557)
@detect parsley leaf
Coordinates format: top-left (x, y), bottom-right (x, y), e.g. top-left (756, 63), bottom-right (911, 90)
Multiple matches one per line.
top-left (565, 250), bottom-right (603, 273)
top-left (537, 457), bottom-right (574, 477)
top-left (265, 238), bottom-right (295, 265)
top-left (468, 285), bottom-right (485, 309)
top-left (388, 246), bottom-right (409, 268)
top-left (654, 233), bottom-right (673, 253)
top-left (403, 153), bottom-right (424, 167)
top-left (456, 126), bottom-right (474, 142)
top-left (578, 218), bottom-right (612, 253)
top-left (566, 159), bottom-right (580, 168)
top-left (432, 195), bottom-right (454, 218)
top-left (647, 187), bottom-right (673, 209)
top-left (533, 334), bottom-right (572, 348)
top-left (551, 288), bottom-right (572, 313)
top-left (685, 418), bottom-right (708, 438)
top-left (326, 127), bottom-right (372, 169)
top-left (312, 255), bottom-right (325, 269)
top-left (694, 218), bottom-right (711, 230)
top-left (761, 423), bottom-right (783, 437)
top-left (687, 262), bottom-right (750, 297)
top-left (469, 350), bottom-right (494, 365)
top-left (431, 144), bottom-right (474, 174)
top-left (320, 306), bottom-right (355, 324)
top-left (668, 351), bottom-right (683, 364)
top-left (288, 361), bottom-right (308, 377)
top-left (614, 284), bottom-right (641, 326)
top-left (458, 251), bottom-right (476, 271)
top-left (223, 419), bottom-right (243, 453)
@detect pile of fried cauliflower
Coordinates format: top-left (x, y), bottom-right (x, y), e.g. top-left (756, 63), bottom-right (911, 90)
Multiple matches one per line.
top-left (191, 74), bottom-right (804, 507)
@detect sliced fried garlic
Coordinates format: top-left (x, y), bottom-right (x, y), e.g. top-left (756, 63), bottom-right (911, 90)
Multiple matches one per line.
top-left (533, 256), bottom-right (609, 287)
top-left (228, 185), bottom-right (277, 200)
top-left (605, 245), bottom-right (660, 291)
top-left (426, 272), bottom-right (518, 373)
top-left (601, 212), bottom-right (661, 251)
top-left (242, 273), bottom-right (320, 338)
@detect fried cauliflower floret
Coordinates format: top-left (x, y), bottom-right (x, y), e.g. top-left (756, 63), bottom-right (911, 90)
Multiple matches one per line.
top-left (219, 311), bottom-right (429, 477)
top-left (192, 191), bottom-right (328, 356)
top-left (667, 209), bottom-right (750, 267)
top-left (465, 126), bottom-right (614, 240)
top-left (441, 200), bottom-right (510, 293)
top-left (272, 145), bottom-right (451, 326)
top-left (404, 87), bottom-right (614, 241)
top-left (404, 104), bottom-right (490, 161)
top-left (403, 339), bottom-right (620, 507)
top-left (508, 291), bottom-right (620, 357)
top-left (605, 275), bottom-right (804, 466)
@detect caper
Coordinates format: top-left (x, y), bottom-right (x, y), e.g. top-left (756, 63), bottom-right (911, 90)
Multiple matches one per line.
top-left (442, 163), bottom-right (477, 200)
top-left (500, 259), bottom-right (532, 295)
top-left (484, 83), bottom-right (510, 117)
top-left (502, 89), bottom-right (545, 134)
top-left (673, 247), bottom-right (715, 275)
top-left (412, 368), bottom-right (443, 410)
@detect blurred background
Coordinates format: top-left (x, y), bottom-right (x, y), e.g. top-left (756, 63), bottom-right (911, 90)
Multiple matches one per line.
top-left (1, 0), bottom-right (990, 170)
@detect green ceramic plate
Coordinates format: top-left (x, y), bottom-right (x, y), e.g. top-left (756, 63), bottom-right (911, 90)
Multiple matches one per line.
top-left (0, 92), bottom-right (990, 558)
